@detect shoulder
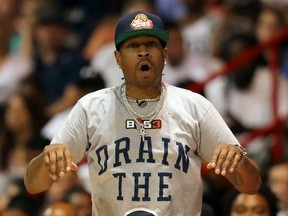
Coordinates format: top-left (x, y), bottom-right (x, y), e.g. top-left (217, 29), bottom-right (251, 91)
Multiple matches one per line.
top-left (78, 85), bottom-right (120, 109)
top-left (165, 83), bottom-right (213, 115)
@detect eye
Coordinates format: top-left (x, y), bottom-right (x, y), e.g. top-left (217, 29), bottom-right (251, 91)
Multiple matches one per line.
top-left (127, 43), bottom-right (138, 48)
top-left (146, 41), bottom-right (158, 47)
top-left (232, 205), bottom-right (246, 214)
top-left (253, 206), bottom-right (267, 214)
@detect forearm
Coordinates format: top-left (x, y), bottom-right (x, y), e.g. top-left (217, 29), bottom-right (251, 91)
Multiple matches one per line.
top-left (227, 156), bottom-right (262, 194)
top-left (24, 153), bottom-right (54, 194)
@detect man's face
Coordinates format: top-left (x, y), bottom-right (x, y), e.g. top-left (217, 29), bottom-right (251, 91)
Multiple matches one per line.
top-left (268, 163), bottom-right (288, 207)
top-left (231, 193), bottom-right (270, 216)
top-left (114, 35), bottom-right (167, 88)
top-left (167, 27), bottom-right (185, 66)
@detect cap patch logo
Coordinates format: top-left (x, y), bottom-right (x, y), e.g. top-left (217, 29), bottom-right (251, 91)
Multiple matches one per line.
top-left (130, 14), bottom-right (153, 30)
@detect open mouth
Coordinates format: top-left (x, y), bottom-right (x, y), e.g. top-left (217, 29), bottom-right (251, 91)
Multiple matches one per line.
top-left (139, 63), bottom-right (151, 72)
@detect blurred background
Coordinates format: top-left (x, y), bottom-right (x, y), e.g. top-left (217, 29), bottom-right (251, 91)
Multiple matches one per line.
top-left (0, 0), bottom-right (288, 215)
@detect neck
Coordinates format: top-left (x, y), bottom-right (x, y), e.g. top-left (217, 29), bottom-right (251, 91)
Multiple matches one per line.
top-left (124, 83), bottom-right (162, 100)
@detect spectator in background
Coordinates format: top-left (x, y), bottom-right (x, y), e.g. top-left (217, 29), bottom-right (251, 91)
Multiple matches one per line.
top-left (180, 0), bottom-right (224, 56)
top-left (0, 178), bottom-right (46, 215)
top-left (267, 162), bottom-right (288, 216)
top-left (64, 186), bottom-right (92, 216)
top-left (254, 4), bottom-right (288, 79)
top-left (162, 21), bottom-right (222, 95)
top-left (39, 171), bottom-right (82, 215)
top-left (154, 0), bottom-right (188, 22)
top-left (0, 92), bottom-right (49, 198)
top-left (32, 8), bottom-right (89, 118)
top-left (82, 14), bottom-right (120, 62)
top-left (255, 4), bottom-right (287, 45)
top-left (0, 0), bottom-right (20, 19)
top-left (259, 0), bottom-right (288, 23)
top-left (42, 202), bottom-right (76, 216)
top-left (0, 178), bottom-right (27, 213)
top-left (2, 193), bottom-right (45, 216)
top-left (213, 0), bottom-right (263, 56)
top-left (41, 72), bottom-right (106, 141)
top-left (0, 12), bottom-right (34, 123)
top-left (223, 0), bottom-right (263, 33)
top-left (222, 184), bottom-right (278, 216)
top-left (205, 31), bottom-right (288, 170)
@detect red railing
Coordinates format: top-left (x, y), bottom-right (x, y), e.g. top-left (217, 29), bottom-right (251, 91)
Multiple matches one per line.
top-left (187, 28), bottom-right (288, 163)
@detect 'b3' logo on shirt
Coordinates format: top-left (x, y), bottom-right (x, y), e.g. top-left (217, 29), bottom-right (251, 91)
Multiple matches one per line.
top-left (126, 119), bottom-right (161, 129)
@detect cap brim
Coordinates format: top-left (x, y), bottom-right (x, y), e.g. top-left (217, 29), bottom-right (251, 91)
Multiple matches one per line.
top-left (115, 29), bottom-right (169, 46)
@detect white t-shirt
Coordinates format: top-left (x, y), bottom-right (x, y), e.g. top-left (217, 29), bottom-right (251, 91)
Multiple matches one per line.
top-left (52, 83), bottom-right (239, 216)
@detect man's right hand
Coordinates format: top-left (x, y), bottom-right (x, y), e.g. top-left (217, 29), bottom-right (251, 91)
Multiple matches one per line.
top-left (43, 144), bottom-right (78, 181)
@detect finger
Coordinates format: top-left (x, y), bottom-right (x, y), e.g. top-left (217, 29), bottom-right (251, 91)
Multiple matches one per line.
top-left (56, 149), bottom-right (66, 177)
top-left (43, 152), bottom-right (50, 166)
top-left (70, 162), bottom-right (78, 171)
top-left (221, 151), bottom-right (235, 176)
top-left (208, 148), bottom-right (222, 169)
top-left (63, 146), bottom-right (74, 172)
top-left (48, 151), bottom-right (57, 174)
top-left (47, 151), bottom-right (58, 180)
top-left (229, 152), bottom-right (242, 173)
top-left (214, 149), bottom-right (228, 175)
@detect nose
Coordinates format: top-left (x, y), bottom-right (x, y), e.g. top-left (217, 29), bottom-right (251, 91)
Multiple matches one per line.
top-left (137, 45), bottom-right (150, 58)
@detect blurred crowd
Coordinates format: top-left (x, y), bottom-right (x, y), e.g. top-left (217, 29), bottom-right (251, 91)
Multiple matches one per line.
top-left (0, 0), bottom-right (288, 215)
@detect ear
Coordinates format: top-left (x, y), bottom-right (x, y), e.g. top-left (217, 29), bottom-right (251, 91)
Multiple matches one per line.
top-left (163, 47), bottom-right (168, 63)
top-left (114, 50), bottom-right (121, 66)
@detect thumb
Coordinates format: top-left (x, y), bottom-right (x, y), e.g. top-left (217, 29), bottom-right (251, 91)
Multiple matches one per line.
top-left (70, 162), bottom-right (78, 171)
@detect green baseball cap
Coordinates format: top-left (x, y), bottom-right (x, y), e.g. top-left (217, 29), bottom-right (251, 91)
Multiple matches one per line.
top-left (114, 10), bottom-right (169, 49)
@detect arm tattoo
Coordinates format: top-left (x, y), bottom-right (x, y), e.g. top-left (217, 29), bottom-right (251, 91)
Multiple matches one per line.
top-left (230, 157), bottom-right (258, 187)
top-left (243, 158), bottom-right (257, 174)
top-left (230, 170), bottom-right (244, 187)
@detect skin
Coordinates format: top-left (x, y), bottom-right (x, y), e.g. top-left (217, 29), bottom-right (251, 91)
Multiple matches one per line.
top-left (256, 8), bottom-right (285, 44)
top-left (5, 95), bottom-right (32, 133)
top-left (42, 202), bottom-right (77, 216)
top-left (114, 35), bottom-right (167, 98)
top-left (231, 193), bottom-right (270, 216)
top-left (24, 35), bottom-right (261, 196)
top-left (268, 163), bottom-right (288, 211)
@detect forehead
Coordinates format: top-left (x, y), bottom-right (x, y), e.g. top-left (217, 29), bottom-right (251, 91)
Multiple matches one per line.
top-left (269, 164), bottom-right (288, 176)
top-left (234, 193), bottom-right (268, 207)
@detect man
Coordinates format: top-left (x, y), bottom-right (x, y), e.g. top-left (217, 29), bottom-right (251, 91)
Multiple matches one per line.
top-left (24, 10), bottom-right (261, 216)
top-left (222, 185), bottom-right (278, 216)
